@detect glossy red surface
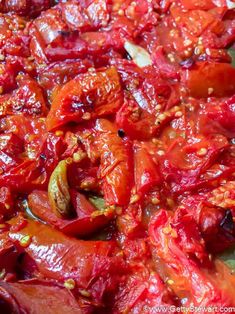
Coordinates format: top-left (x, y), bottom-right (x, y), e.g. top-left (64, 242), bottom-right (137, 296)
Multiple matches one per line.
top-left (1, 0), bottom-right (235, 313)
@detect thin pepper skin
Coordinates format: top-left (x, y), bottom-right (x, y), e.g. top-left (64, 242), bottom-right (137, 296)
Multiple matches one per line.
top-left (95, 119), bottom-right (134, 206)
top-left (1, 0), bottom-right (235, 313)
top-left (5, 217), bottom-right (124, 304)
top-left (28, 189), bottom-right (112, 236)
top-left (46, 68), bottom-right (123, 131)
top-left (149, 209), bottom-right (235, 309)
top-left (0, 280), bottom-right (92, 314)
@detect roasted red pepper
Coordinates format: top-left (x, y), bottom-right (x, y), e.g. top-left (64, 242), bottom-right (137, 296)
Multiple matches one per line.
top-left (0, 280), bottom-right (93, 313)
top-left (28, 189), bottom-right (113, 236)
top-left (5, 216), bottom-right (124, 303)
top-left (46, 67), bottom-right (123, 130)
top-left (95, 118), bottom-right (134, 206)
top-left (0, 0), bottom-right (235, 312)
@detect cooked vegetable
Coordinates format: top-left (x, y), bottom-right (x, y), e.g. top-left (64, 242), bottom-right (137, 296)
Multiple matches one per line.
top-left (227, 0), bottom-right (235, 9)
top-left (228, 47), bottom-right (235, 67)
top-left (48, 160), bottom-right (71, 218)
top-left (124, 41), bottom-right (152, 68)
top-left (1, 0), bottom-right (235, 312)
top-left (88, 195), bottom-right (106, 210)
top-left (219, 247), bottom-right (235, 271)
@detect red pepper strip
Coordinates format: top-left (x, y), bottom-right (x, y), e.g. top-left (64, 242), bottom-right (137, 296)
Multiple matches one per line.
top-left (134, 142), bottom-right (161, 196)
top-left (95, 119), bottom-right (134, 206)
top-left (152, 46), bottom-right (180, 80)
top-left (0, 280), bottom-right (91, 314)
top-left (149, 210), bottom-right (235, 307)
top-left (7, 216), bottom-right (124, 303)
top-left (180, 0), bottom-right (217, 10)
top-left (0, 75), bottom-right (47, 118)
top-left (28, 190), bottom-right (112, 236)
top-left (0, 187), bottom-right (14, 218)
top-left (116, 99), bottom-right (158, 140)
top-left (206, 181), bottom-right (235, 215)
top-left (181, 0), bottom-right (228, 10)
top-left (179, 193), bottom-right (235, 253)
top-left (0, 233), bottom-right (18, 280)
top-left (0, 133), bottom-right (63, 193)
top-left (114, 271), bottom-right (176, 313)
top-left (46, 67), bottom-right (123, 131)
top-left (182, 62), bottom-right (235, 98)
top-left (160, 134), bottom-right (231, 193)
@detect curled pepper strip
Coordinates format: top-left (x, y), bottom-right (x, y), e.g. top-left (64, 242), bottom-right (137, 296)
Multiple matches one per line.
top-left (48, 159), bottom-right (71, 218)
top-left (6, 216), bottom-right (124, 303)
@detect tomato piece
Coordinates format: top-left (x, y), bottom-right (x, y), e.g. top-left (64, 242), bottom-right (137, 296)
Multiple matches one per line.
top-left (29, 24), bottom-right (48, 63)
top-left (0, 15), bottom-right (30, 59)
top-left (202, 95), bottom-right (235, 134)
top-left (95, 119), bottom-right (133, 206)
top-left (109, 15), bottom-right (135, 38)
top-left (0, 149), bottom-right (22, 175)
top-left (114, 59), bottom-right (173, 113)
top-left (0, 15), bottom-right (12, 44)
top-left (199, 205), bottom-right (235, 253)
top-left (166, 134), bottom-right (228, 170)
top-left (4, 38), bottom-right (30, 60)
top-left (80, 30), bottom-right (125, 55)
top-left (116, 203), bottom-right (145, 237)
top-left (0, 133), bottom-right (24, 156)
top-left (29, 1), bottom-right (112, 63)
top-left (82, 0), bottom-right (110, 28)
top-left (0, 160), bottom-right (45, 192)
top-left (173, 197), bottom-right (235, 254)
top-left (192, 96), bottom-right (235, 140)
top-left (67, 162), bottom-right (100, 192)
top-left (0, 59), bottom-right (22, 93)
top-left (111, 233), bottom-right (177, 311)
top-left (70, 189), bottom-right (114, 232)
top-left (28, 190), bottom-right (112, 236)
top-left (7, 216), bottom-right (123, 303)
top-left (46, 67), bottom-right (123, 130)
